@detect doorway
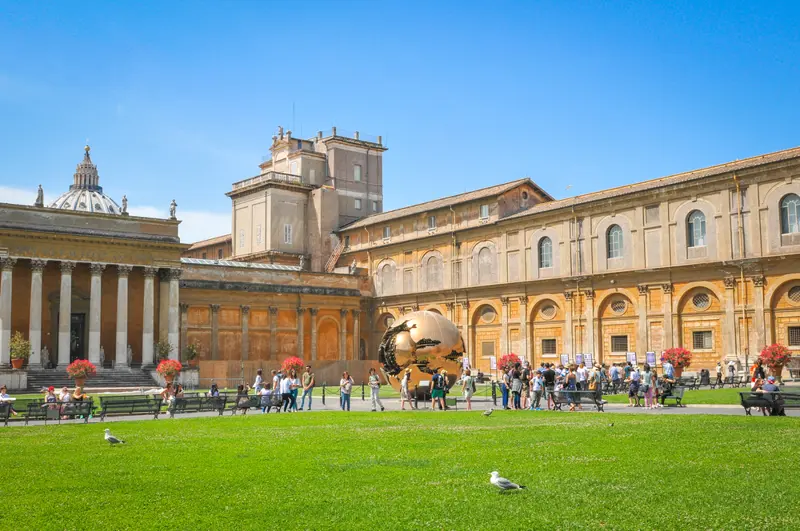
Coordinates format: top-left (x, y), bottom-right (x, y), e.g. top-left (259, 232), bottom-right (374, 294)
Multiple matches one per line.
top-left (70, 313), bottom-right (86, 362)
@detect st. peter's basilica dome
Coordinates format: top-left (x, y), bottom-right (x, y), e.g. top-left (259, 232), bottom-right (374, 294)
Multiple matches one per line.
top-left (49, 145), bottom-right (124, 215)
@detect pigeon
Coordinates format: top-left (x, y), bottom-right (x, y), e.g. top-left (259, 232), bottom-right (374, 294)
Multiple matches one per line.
top-left (483, 408), bottom-right (494, 417)
top-left (104, 428), bottom-right (125, 445)
top-left (490, 471), bottom-right (526, 492)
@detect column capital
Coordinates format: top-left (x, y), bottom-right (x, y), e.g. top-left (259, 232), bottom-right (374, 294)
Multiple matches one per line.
top-left (340, 308), bottom-right (349, 318)
top-left (89, 262), bottom-right (106, 275)
top-left (297, 306), bottom-right (306, 315)
top-left (723, 276), bottom-right (736, 289)
top-left (583, 289), bottom-right (595, 300)
top-left (519, 295), bottom-right (529, 306)
top-left (309, 308), bottom-right (319, 316)
top-left (240, 305), bottom-right (250, 315)
top-left (411, 304), bottom-right (420, 312)
top-left (564, 291), bottom-right (573, 301)
top-left (30, 259), bottom-right (48, 273)
top-left (351, 308), bottom-right (361, 317)
top-left (117, 265), bottom-right (134, 277)
top-left (179, 302), bottom-right (189, 313)
top-left (0, 257), bottom-right (16, 271)
top-left (661, 283), bottom-right (673, 294)
top-left (60, 261), bottom-right (76, 274)
top-left (637, 285), bottom-right (648, 296)
top-left (269, 306), bottom-right (278, 316)
top-left (751, 275), bottom-right (766, 288)
top-left (459, 300), bottom-right (470, 310)
top-left (161, 268), bottom-right (182, 281)
top-left (210, 304), bottom-right (220, 314)
top-left (445, 302), bottom-right (455, 311)
top-left (143, 266), bottom-right (158, 278)
top-left (500, 296), bottom-right (509, 305)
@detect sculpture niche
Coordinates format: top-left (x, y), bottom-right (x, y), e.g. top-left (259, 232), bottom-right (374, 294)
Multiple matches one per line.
top-left (378, 310), bottom-right (465, 394)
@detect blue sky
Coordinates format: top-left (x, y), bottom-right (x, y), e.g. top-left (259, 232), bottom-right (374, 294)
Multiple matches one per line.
top-left (1, 1), bottom-right (799, 242)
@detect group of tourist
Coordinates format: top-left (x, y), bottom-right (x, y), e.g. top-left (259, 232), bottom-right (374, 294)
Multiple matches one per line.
top-left (245, 365), bottom-right (316, 413)
top-left (0, 384), bottom-right (90, 420)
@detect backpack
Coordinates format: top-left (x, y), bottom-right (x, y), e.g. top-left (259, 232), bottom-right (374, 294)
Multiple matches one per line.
top-left (470, 377), bottom-right (477, 393)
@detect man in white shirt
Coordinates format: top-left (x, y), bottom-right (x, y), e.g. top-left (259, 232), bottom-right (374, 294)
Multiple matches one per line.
top-left (727, 360), bottom-right (737, 381)
top-left (279, 374), bottom-right (292, 412)
top-left (576, 363), bottom-right (588, 390)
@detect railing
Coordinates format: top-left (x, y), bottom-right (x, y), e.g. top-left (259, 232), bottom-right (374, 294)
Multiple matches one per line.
top-left (325, 240), bottom-right (345, 273)
top-left (231, 171), bottom-right (304, 191)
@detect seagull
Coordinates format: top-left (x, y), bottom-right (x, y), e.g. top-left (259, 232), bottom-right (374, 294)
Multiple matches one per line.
top-left (104, 428), bottom-right (125, 445)
top-left (490, 471), bottom-right (526, 492)
top-left (483, 408), bottom-right (494, 417)
top-left (608, 423), bottom-right (614, 427)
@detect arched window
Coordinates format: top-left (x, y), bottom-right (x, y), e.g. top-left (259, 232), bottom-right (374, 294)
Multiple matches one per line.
top-left (379, 263), bottom-right (395, 295)
top-left (607, 225), bottom-right (623, 259)
top-left (424, 254), bottom-right (443, 291)
top-left (781, 194), bottom-right (800, 235)
top-left (477, 247), bottom-right (493, 284)
top-left (538, 237), bottom-right (552, 269)
top-left (687, 210), bottom-right (706, 247)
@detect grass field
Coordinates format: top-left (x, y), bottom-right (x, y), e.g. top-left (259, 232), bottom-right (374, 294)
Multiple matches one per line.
top-left (2, 412), bottom-right (799, 530)
top-left (603, 386), bottom-right (747, 405)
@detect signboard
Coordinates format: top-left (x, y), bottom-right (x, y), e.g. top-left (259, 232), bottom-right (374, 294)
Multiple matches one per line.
top-left (575, 354), bottom-right (584, 365)
top-left (560, 354), bottom-right (570, 366)
top-left (626, 352), bottom-right (637, 365)
top-left (646, 351), bottom-right (656, 366)
top-left (489, 356), bottom-right (497, 371)
top-left (462, 356), bottom-right (471, 370)
top-left (584, 353), bottom-right (593, 367)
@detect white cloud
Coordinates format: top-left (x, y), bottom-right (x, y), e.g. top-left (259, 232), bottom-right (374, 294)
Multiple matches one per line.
top-left (2, 186), bottom-right (229, 244)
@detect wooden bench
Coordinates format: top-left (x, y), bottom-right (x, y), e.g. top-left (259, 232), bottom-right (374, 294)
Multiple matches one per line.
top-left (551, 389), bottom-right (605, 412)
top-left (740, 392), bottom-right (800, 416)
top-left (168, 396), bottom-right (228, 417)
top-left (100, 397), bottom-right (163, 420)
top-left (25, 400), bottom-right (94, 425)
top-left (230, 395), bottom-right (261, 415)
top-left (659, 386), bottom-right (687, 407)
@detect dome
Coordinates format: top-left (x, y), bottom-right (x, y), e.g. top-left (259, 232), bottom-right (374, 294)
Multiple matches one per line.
top-left (49, 145), bottom-right (123, 215)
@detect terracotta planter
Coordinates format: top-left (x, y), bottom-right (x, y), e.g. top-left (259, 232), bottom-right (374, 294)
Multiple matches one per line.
top-left (164, 374), bottom-right (175, 385)
top-left (674, 367), bottom-right (684, 378)
top-left (770, 365), bottom-right (784, 382)
top-left (11, 358), bottom-right (24, 369)
top-left (74, 377), bottom-right (86, 388)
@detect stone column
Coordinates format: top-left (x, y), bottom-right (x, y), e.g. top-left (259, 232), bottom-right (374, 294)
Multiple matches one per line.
top-left (460, 301), bottom-right (470, 364)
top-left (115, 265), bottom-right (133, 368)
top-left (179, 303), bottom-right (189, 360)
top-left (352, 309), bottom-right (361, 360)
top-left (241, 305), bottom-right (250, 361)
top-left (583, 289), bottom-right (596, 358)
top-left (28, 259), bottom-right (47, 367)
top-left (141, 267), bottom-right (157, 367)
top-left (445, 302), bottom-right (455, 322)
top-left (158, 271), bottom-right (169, 341)
top-left (167, 269), bottom-right (181, 358)
top-left (87, 263), bottom-right (105, 367)
top-left (500, 296), bottom-right (509, 355)
top-left (210, 304), bottom-right (220, 360)
top-left (310, 308), bottom-right (319, 361)
top-left (0, 257), bottom-right (16, 366)
top-left (519, 296), bottom-right (528, 362)
top-left (723, 277), bottom-right (736, 357)
top-left (57, 261), bottom-right (75, 367)
top-left (339, 309), bottom-right (348, 361)
top-left (637, 285), bottom-right (648, 358)
top-left (563, 291), bottom-right (574, 359)
top-left (662, 284), bottom-right (674, 349)
top-left (296, 307), bottom-right (305, 359)
top-left (751, 275), bottom-right (766, 358)
top-left (269, 307), bottom-right (278, 359)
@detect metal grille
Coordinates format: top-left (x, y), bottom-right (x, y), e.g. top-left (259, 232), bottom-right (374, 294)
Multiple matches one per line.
top-left (540, 305), bottom-right (556, 319)
top-left (789, 326), bottom-right (800, 347)
top-left (541, 339), bottom-right (557, 355)
top-left (611, 300), bottom-right (626, 314)
top-left (693, 293), bottom-right (710, 310)
top-left (788, 286), bottom-right (800, 303)
top-left (611, 336), bottom-right (628, 352)
top-left (693, 331), bottom-right (713, 350)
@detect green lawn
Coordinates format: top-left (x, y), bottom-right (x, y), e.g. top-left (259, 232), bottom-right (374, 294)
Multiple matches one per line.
top-left (1, 412), bottom-right (799, 529)
top-left (603, 386), bottom-right (749, 405)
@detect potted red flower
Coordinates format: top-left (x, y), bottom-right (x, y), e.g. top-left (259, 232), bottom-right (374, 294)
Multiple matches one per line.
top-left (156, 359), bottom-right (183, 385)
top-left (498, 353), bottom-right (522, 373)
top-left (282, 356), bottom-right (305, 374)
top-left (759, 344), bottom-right (792, 382)
top-left (66, 359), bottom-right (97, 388)
top-left (660, 347), bottom-right (693, 377)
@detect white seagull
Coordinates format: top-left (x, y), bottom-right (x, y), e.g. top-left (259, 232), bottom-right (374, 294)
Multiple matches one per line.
top-left (490, 471), bottom-right (526, 492)
top-left (104, 428), bottom-right (125, 445)
top-left (483, 408), bottom-right (494, 417)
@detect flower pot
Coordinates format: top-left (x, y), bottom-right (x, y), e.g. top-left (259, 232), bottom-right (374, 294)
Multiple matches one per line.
top-left (188, 358), bottom-right (198, 368)
top-left (74, 377), bottom-right (86, 388)
top-left (674, 367), bottom-right (684, 378)
top-left (164, 374), bottom-right (175, 385)
top-left (11, 358), bottom-right (24, 369)
top-left (770, 364), bottom-right (784, 383)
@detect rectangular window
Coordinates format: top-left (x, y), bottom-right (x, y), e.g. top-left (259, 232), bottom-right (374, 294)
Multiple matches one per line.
top-left (481, 341), bottom-right (495, 358)
top-left (309, 169), bottom-right (316, 182)
top-left (692, 331), bottom-right (713, 350)
top-left (403, 269), bottom-right (413, 293)
top-left (354, 198), bottom-right (362, 210)
top-left (383, 226), bottom-right (391, 239)
top-left (283, 224), bottom-right (293, 245)
top-left (611, 335), bottom-right (628, 353)
top-left (218, 249), bottom-right (223, 259)
top-left (788, 326), bottom-right (800, 347)
top-left (344, 235), bottom-right (350, 248)
top-left (453, 261), bottom-right (461, 288)
top-left (372, 200), bottom-right (378, 212)
top-left (201, 252), bottom-right (207, 259)
top-left (479, 204), bottom-right (489, 219)
top-left (239, 229), bottom-right (245, 248)
top-left (290, 161), bottom-right (298, 175)
top-left (645, 205), bottom-right (660, 225)
top-left (428, 215), bottom-right (436, 230)
top-left (541, 338), bottom-right (557, 355)
top-left (353, 164), bottom-right (362, 182)
top-left (256, 224), bottom-right (262, 244)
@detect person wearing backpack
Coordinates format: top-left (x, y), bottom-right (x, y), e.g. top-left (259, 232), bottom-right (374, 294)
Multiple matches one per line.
top-left (461, 369), bottom-right (476, 411)
top-left (520, 363), bottom-right (531, 410)
top-left (431, 368), bottom-right (446, 411)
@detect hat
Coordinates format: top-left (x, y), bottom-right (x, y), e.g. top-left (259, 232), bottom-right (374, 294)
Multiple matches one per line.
top-left (48, 386), bottom-right (55, 392)
top-left (767, 376), bottom-right (776, 382)
top-left (405, 367), bottom-right (412, 373)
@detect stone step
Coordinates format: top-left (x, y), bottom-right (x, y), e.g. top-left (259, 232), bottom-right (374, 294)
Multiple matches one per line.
top-left (26, 369), bottom-right (157, 391)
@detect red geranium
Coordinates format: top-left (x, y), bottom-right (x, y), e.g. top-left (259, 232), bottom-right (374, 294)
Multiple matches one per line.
top-left (156, 359), bottom-right (183, 377)
top-left (498, 353), bottom-right (522, 372)
top-left (661, 347), bottom-right (693, 368)
top-left (66, 359), bottom-right (97, 379)
top-left (759, 344), bottom-right (792, 370)
top-left (282, 356), bottom-right (305, 373)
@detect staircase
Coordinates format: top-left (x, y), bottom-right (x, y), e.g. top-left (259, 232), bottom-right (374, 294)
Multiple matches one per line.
top-left (26, 368), bottom-right (157, 391)
top-left (325, 240), bottom-right (345, 273)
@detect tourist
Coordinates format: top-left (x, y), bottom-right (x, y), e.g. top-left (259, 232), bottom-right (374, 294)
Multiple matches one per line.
top-left (589, 364), bottom-right (604, 405)
top-left (253, 369), bottom-right (264, 393)
top-left (400, 368), bottom-right (414, 410)
top-left (756, 376), bottom-right (785, 416)
top-left (0, 385), bottom-right (18, 416)
top-left (59, 386), bottom-right (71, 403)
top-left (651, 367), bottom-right (661, 408)
top-left (271, 369), bottom-right (280, 392)
top-left (727, 359), bottom-right (737, 382)
top-left (461, 369), bottom-right (475, 411)
top-left (520, 362), bottom-right (531, 409)
top-left (641, 364), bottom-right (655, 409)
top-left (626, 366), bottom-right (640, 407)
top-left (209, 382), bottom-right (220, 398)
top-left (565, 365), bottom-right (579, 412)
top-left (542, 364), bottom-right (556, 410)
top-left (368, 367), bottom-right (385, 412)
top-left (715, 362), bottom-right (723, 386)
top-left (174, 384), bottom-right (185, 398)
top-left (44, 386), bottom-right (57, 404)
top-left (753, 359), bottom-right (766, 381)
top-left (300, 365), bottom-right (315, 411)
top-left (431, 368), bottom-right (446, 411)
top-left (500, 368), bottom-right (511, 410)
top-left (72, 386), bottom-right (88, 402)
top-left (234, 384), bottom-right (251, 412)
top-left (576, 362), bottom-right (588, 391)
top-left (662, 359), bottom-right (675, 380)
top-left (531, 370), bottom-right (544, 411)
top-left (288, 369), bottom-right (300, 412)
top-left (280, 373), bottom-right (293, 412)
top-left (160, 383), bottom-right (174, 403)
top-left (623, 361), bottom-right (633, 382)
top-left (610, 363), bottom-right (621, 392)
top-left (659, 371), bottom-right (676, 406)
top-left (511, 368), bottom-right (522, 410)
top-left (339, 371), bottom-right (354, 411)
top-left (259, 384), bottom-right (274, 413)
